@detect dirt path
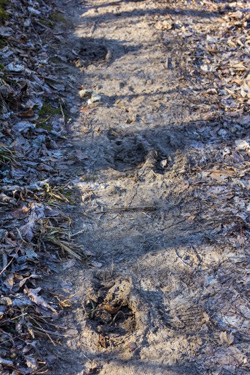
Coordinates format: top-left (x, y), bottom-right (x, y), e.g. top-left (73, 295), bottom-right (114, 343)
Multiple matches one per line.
top-left (41, 1), bottom-right (250, 374)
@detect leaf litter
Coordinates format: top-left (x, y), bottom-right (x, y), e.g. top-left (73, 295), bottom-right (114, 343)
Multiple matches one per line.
top-left (0, 0), bottom-right (87, 374)
top-left (1, 0), bottom-right (250, 374)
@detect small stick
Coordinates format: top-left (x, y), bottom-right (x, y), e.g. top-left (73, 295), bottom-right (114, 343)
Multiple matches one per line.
top-left (175, 248), bottom-right (192, 267)
top-left (59, 102), bottom-right (66, 125)
top-left (33, 328), bottom-right (55, 345)
top-left (110, 310), bottom-right (126, 325)
top-left (70, 229), bottom-right (85, 238)
top-left (0, 256), bottom-right (15, 276)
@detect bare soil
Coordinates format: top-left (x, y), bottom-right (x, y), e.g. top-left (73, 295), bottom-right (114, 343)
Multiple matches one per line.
top-left (40, 1), bottom-right (250, 374)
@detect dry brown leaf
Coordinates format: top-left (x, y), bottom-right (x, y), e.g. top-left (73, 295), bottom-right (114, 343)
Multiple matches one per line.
top-left (55, 295), bottom-right (73, 308)
top-left (209, 169), bottom-right (236, 181)
top-left (231, 62), bottom-right (246, 71)
top-left (12, 206), bottom-right (30, 219)
top-left (219, 331), bottom-right (234, 346)
top-left (17, 108), bottom-right (34, 118)
top-left (25, 287), bottom-right (57, 314)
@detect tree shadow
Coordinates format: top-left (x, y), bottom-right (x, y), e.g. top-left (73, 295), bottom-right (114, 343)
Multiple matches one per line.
top-left (58, 35), bottom-right (142, 67)
top-left (76, 1), bottom-right (220, 22)
top-left (38, 1), bottom-right (250, 374)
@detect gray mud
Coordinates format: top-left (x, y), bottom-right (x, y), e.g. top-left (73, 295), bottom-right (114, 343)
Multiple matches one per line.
top-left (42, 1), bottom-right (250, 374)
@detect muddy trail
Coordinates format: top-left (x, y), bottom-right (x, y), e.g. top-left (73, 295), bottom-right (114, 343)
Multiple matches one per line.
top-left (35, 1), bottom-right (250, 374)
top-left (2, 0), bottom-right (250, 374)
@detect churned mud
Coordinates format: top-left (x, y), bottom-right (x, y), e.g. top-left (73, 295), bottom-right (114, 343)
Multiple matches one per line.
top-left (40, 1), bottom-right (250, 374)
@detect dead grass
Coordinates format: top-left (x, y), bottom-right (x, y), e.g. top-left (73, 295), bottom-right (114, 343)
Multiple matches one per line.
top-left (0, 143), bottom-right (15, 164)
top-left (38, 220), bottom-right (86, 261)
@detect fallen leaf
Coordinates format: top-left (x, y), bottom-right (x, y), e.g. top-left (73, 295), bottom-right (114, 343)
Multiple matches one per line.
top-left (25, 287), bottom-right (57, 314)
top-left (219, 331), bottom-right (234, 346)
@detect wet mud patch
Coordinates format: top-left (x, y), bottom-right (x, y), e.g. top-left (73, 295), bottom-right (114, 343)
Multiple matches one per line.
top-left (77, 37), bottom-right (108, 66)
top-left (69, 37), bottom-right (140, 68)
top-left (107, 130), bottom-right (147, 171)
top-left (84, 277), bottom-right (136, 348)
top-left (105, 128), bottom-right (175, 173)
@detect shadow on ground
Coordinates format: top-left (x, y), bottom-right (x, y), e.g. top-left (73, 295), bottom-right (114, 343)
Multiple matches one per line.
top-left (40, 1), bottom-right (250, 374)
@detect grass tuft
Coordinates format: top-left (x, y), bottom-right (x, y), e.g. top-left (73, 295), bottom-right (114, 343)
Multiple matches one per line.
top-left (0, 143), bottom-right (15, 164)
top-left (38, 221), bottom-right (86, 262)
top-left (0, 0), bottom-right (8, 23)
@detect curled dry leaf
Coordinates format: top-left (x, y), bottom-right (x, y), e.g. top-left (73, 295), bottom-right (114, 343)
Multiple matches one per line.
top-left (24, 287), bottom-right (57, 314)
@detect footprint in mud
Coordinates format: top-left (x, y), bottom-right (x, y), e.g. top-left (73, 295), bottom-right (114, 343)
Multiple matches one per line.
top-left (79, 39), bottom-right (108, 66)
top-left (106, 129), bottom-right (172, 173)
top-left (107, 130), bottom-right (147, 171)
top-left (64, 36), bottom-right (141, 67)
top-left (84, 278), bottom-right (136, 348)
top-left (113, 138), bottom-right (146, 171)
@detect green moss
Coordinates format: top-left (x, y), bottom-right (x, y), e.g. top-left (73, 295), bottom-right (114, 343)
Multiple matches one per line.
top-left (38, 103), bottom-right (61, 117)
top-left (49, 57), bottom-right (61, 64)
top-left (50, 13), bottom-right (68, 24)
top-left (37, 103), bottom-right (61, 130)
top-left (0, 36), bottom-right (7, 48)
top-left (39, 14), bottom-right (72, 30)
top-left (0, 0), bottom-right (8, 23)
top-left (63, 191), bottom-right (72, 197)
top-left (39, 18), bottom-right (54, 28)
top-left (36, 123), bottom-right (53, 131)
top-left (49, 12), bottom-right (73, 29)
top-left (0, 63), bottom-right (4, 71)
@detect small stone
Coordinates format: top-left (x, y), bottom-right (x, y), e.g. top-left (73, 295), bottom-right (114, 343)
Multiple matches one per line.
top-left (79, 89), bottom-right (92, 99)
top-left (67, 328), bottom-right (78, 336)
top-left (0, 297), bottom-right (12, 306)
top-left (230, 126), bottom-right (237, 133)
top-left (91, 94), bottom-right (101, 103)
top-left (160, 159), bottom-right (168, 168)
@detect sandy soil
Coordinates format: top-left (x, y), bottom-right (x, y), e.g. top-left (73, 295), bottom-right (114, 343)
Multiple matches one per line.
top-left (40, 1), bottom-right (250, 374)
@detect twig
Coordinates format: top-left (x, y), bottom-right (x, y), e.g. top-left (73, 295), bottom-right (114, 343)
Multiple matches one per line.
top-left (33, 328), bottom-right (55, 345)
top-left (175, 248), bottom-right (192, 267)
top-left (31, 364), bottom-right (48, 375)
top-left (16, 228), bottom-right (25, 242)
top-left (94, 205), bottom-right (159, 214)
top-left (51, 239), bottom-right (85, 261)
top-left (110, 310), bottom-right (126, 325)
top-left (30, 316), bottom-right (56, 345)
top-left (33, 326), bottom-right (67, 338)
top-left (70, 229), bottom-right (85, 238)
top-left (59, 101), bottom-right (66, 125)
top-left (161, 219), bottom-right (187, 231)
top-left (32, 313), bottom-right (67, 329)
top-left (192, 245), bottom-right (202, 264)
top-left (37, 115), bottom-right (51, 124)
top-left (10, 313), bottom-right (28, 321)
top-left (0, 256), bottom-right (15, 276)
